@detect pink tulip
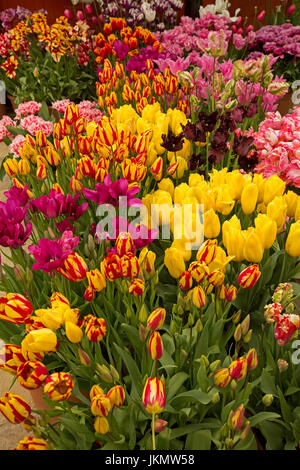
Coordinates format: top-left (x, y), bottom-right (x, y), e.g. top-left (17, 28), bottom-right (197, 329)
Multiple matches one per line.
top-left (231, 25), bottom-right (237, 32)
top-left (98, 14), bottom-right (103, 23)
top-left (237, 27), bottom-right (243, 34)
top-left (64, 9), bottom-right (72, 19)
top-left (235, 16), bottom-right (242, 26)
top-left (245, 25), bottom-right (254, 34)
top-left (85, 4), bottom-right (93, 15)
top-left (76, 10), bottom-right (84, 21)
top-left (257, 10), bottom-right (266, 22)
top-left (287, 4), bottom-right (296, 15)
top-left (92, 16), bottom-right (98, 24)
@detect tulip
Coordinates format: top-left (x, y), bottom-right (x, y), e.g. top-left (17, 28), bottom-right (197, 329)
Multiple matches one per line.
top-left (17, 361), bottom-right (48, 390)
top-left (266, 196), bottom-right (287, 233)
top-left (85, 316), bottom-right (106, 342)
top-left (263, 175), bottom-right (286, 205)
top-left (84, 286), bottom-right (96, 302)
top-left (228, 357), bottom-right (247, 381)
top-left (262, 394), bottom-right (274, 407)
top-left (0, 344), bottom-right (24, 375)
top-left (188, 261), bottom-right (209, 283)
top-left (15, 436), bottom-right (48, 450)
top-left (241, 183), bottom-right (258, 215)
top-left (36, 130), bottom-right (47, 147)
top-left (192, 286), bottom-right (206, 309)
top-left (142, 377), bottom-right (166, 414)
top-left (147, 308), bottom-right (166, 331)
top-left (254, 214), bottom-right (277, 250)
top-left (229, 404), bottom-right (245, 430)
top-left (164, 247), bottom-right (186, 279)
top-left (204, 209), bottom-right (220, 238)
top-left (196, 239), bottom-right (217, 265)
top-left (243, 229), bottom-right (264, 263)
top-left (238, 264), bottom-right (261, 289)
top-left (65, 321), bottom-right (83, 344)
top-left (179, 271), bottom-right (193, 290)
top-left (278, 358), bottom-right (289, 372)
top-left (120, 253), bottom-right (140, 278)
top-left (86, 269), bottom-right (106, 292)
top-left (225, 285), bottom-right (237, 302)
top-left (4, 158), bottom-right (19, 177)
top-left (101, 253), bottom-right (122, 281)
top-left (150, 157), bottom-right (163, 181)
top-left (22, 329), bottom-right (57, 355)
top-left (91, 394), bottom-right (111, 417)
top-left (155, 419), bottom-right (168, 433)
top-left (288, 4), bottom-right (296, 15)
top-left (234, 324), bottom-right (242, 342)
top-left (257, 10), bottom-right (266, 22)
top-left (94, 416), bottom-right (109, 434)
top-left (90, 385), bottom-right (105, 400)
top-left (64, 9), bottom-right (72, 19)
top-left (214, 368), bottom-right (231, 388)
top-left (207, 269), bottom-right (225, 287)
top-left (149, 331), bottom-right (163, 360)
top-left (44, 372), bottom-right (73, 402)
top-left (128, 278), bottom-right (145, 296)
top-left (0, 293), bottom-right (33, 325)
top-left (138, 248), bottom-right (156, 280)
top-left (57, 252), bottom-right (88, 282)
top-left (78, 348), bottom-right (90, 366)
top-left (107, 385), bottom-right (126, 408)
top-left (96, 364), bottom-right (113, 383)
top-left (115, 232), bottom-right (134, 257)
top-left (285, 221), bottom-right (300, 257)
top-left (246, 348), bottom-right (258, 370)
top-left (0, 392), bottom-right (31, 424)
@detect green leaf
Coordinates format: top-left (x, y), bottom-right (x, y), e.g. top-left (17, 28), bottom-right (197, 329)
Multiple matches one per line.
top-left (169, 421), bottom-right (220, 440)
top-left (249, 412), bottom-right (281, 427)
top-left (185, 430), bottom-right (211, 450)
top-left (113, 343), bottom-right (143, 398)
top-left (170, 390), bottom-right (212, 408)
top-left (260, 369), bottom-right (278, 397)
top-left (166, 372), bottom-right (189, 400)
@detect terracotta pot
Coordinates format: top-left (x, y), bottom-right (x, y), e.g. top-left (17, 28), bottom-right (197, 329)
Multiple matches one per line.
top-left (277, 89), bottom-right (293, 116)
top-left (0, 103), bottom-right (7, 118)
top-left (7, 94), bottom-right (17, 111)
top-left (30, 387), bottom-right (89, 411)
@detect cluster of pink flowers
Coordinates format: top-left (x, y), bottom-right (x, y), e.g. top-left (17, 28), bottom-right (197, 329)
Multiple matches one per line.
top-left (0, 115), bottom-right (16, 142)
top-left (8, 134), bottom-right (26, 158)
top-left (20, 115), bottom-right (53, 137)
top-left (15, 101), bottom-right (42, 119)
top-left (155, 14), bottom-right (256, 65)
top-left (253, 108), bottom-right (300, 188)
top-left (52, 99), bottom-right (103, 123)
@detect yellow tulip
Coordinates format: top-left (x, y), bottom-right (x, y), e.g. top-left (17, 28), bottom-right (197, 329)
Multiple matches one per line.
top-left (266, 196), bottom-right (287, 233)
top-left (243, 228), bottom-right (264, 263)
top-left (285, 221), bottom-right (300, 257)
top-left (223, 227), bottom-right (245, 262)
top-left (158, 178), bottom-right (174, 199)
top-left (241, 183), bottom-right (258, 215)
top-left (204, 209), bottom-right (220, 238)
top-left (215, 185), bottom-right (235, 215)
top-left (284, 191), bottom-right (298, 218)
top-left (65, 321), bottom-right (83, 344)
top-left (254, 213), bottom-right (277, 249)
top-left (263, 175), bottom-right (286, 205)
top-left (164, 247), bottom-right (186, 279)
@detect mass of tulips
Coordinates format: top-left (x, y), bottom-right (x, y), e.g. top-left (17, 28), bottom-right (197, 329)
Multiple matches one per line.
top-left (0, 0), bottom-right (299, 452)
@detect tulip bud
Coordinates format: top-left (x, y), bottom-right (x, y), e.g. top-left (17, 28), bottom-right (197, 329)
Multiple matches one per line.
top-left (214, 368), bottom-right (231, 388)
top-left (94, 416), bottom-right (109, 434)
top-left (109, 364), bottom-right (119, 382)
top-left (262, 394), bottom-right (274, 407)
top-left (246, 348), bottom-right (258, 370)
top-left (78, 348), bottom-right (90, 366)
top-left (139, 324), bottom-right (148, 342)
top-left (238, 264), bottom-right (261, 289)
top-left (65, 321), bottom-right (83, 344)
top-left (243, 329), bottom-right (252, 343)
top-left (147, 308), bottom-right (166, 331)
top-left (229, 404), bottom-right (245, 430)
top-left (97, 364), bottom-right (113, 383)
top-left (241, 314), bottom-right (250, 335)
top-left (91, 394), bottom-right (111, 417)
top-left (209, 360), bottom-right (221, 373)
top-left (225, 437), bottom-right (234, 449)
top-left (234, 324), bottom-right (242, 342)
top-left (139, 304), bottom-right (148, 323)
top-left (155, 419), bottom-right (168, 433)
top-left (195, 318), bottom-right (203, 333)
top-left (232, 310), bottom-right (242, 324)
top-left (149, 331), bottom-right (163, 360)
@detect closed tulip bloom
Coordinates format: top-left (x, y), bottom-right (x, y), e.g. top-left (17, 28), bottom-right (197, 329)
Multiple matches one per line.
top-left (254, 214), bottom-right (277, 249)
top-left (230, 404), bottom-right (245, 430)
top-left (150, 157), bottom-right (163, 181)
top-left (101, 253), bottom-right (122, 280)
top-left (142, 377), bottom-right (166, 414)
top-left (84, 286), bottom-right (96, 302)
top-left (204, 209), bottom-right (220, 238)
top-left (44, 147), bottom-right (61, 166)
top-left (17, 361), bottom-right (48, 390)
top-left (164, 247), bottom-right (186, 279)
top-left (70, 176), bottom-right (83, 193)
top-left (65, 321), bottom-right (83, 344)
top-left (121, 253), bottom-right (140, 278)
top-left (223, 227), bottom-right (245, 262)
top-left (263, 175), bottom-right (286, 205)
top-left (91, 394), bottom-right (111, 416)
top-left (229, 357), bottom-right (247, 380)
top-left (246, 348), bottom-right (258, 370)
top-left (192, 286), bottom-right (206, 309)
top-left (149, 331), bottom-right (163, 360)
top-left (0, 344), bottom-right (25, 375)
top-left (94, 416), bottom-right (109, 434)
top-left (107, 385), bottom-right (126, 407)
top-left (128, 278), bottom-right (145, 296)
top-left (207, 269), bottom-right (225, 287)
top-left (4, 158), bottom-right (19, 176)
top-left (57, 252), bottom-right (88, 282)
top-left (86, 269), bottom-right (106, 292)
top-left (196, 239), bottom-right (217, 265)
top-left (18, 159), bottom-right (30, 175)
top-left (285, 221), bottom-right (300, 257)
top-left (284, 191), bottom-right (298, 218)
top-left (22, 329), bottom-right (57, 354)
top-left (0, 293), bottom-right (33, 325)
top-left (225, 285), bottom-right (237, 302)
top-left (115, 232), bottom-right (134, 257)
top-left (188, 261), bottom-right (209, 283)
top-left (90, 384), bottom-right (105, 400)
top-left (241, 183), bottom-right (258, 215)
top-left (44, 372), bottom-right (73, 401)
top-left (15, 436), bottom-right (48, 450)
top-left (238, 264), bottom-right (261, 289)
top-left (243, 228), bottom-right (264, 263)
top-left (35, 130), bottom-right (48, 147)
top-left (138, 248), bottom-right (156, 280)
top-left (214, 368), bottom-right (231, 388)
top-left (147, 308), bottom-right (166, 331)
top-left (0, 392), bottom-right (31, 424)
top-left (179, 270), bottom-right (193, 290)
top-left (266, 197), bottom-right (287, 233)
top-left (85, 316), bottom-right (106, 342)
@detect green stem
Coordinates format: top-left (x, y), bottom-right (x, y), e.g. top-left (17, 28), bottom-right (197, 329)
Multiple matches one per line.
top-left (151, 413), bottom-right (156, 450)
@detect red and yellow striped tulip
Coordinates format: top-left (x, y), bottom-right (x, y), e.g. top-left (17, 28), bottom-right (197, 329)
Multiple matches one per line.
top-left (238, 264), bottom-right (261, 289)
top-left (44, 372), bottom-right (73, 401)
top-left (90, 384), bottom-right (105, 400)
top-left (147, 308), bottom-right (166, 331)
top-left (230, 404), bottom-right (245, 430)
top-left (149, 331), bottom-right (163, 360)
top-left (0, 392), bottom-right (31, 424)
top-left (196, 239), bottom-right (218, 265)
top-left (85, 316), bottom-right (107, 342)
top-left (86, 269), bottom-right (106, 292)
top-left (115, 232), bottom-right (135, 257)
top-left (0, 293), bottom-right (33, 325)
top-left (17, 361), bottom-right (48, 390)
top-left (214, 368), bottom-right (231, 388)
top-left (0, 344), bottom-right (25, 375)
top-left (107, 385), bottom-right (126, 408)
top-left (15, 436), bottom-right (48, 450)
top-left (246, 348), bottom-right (258, 370)
top-left (57, 252), bottom-right (88, 282)
top-left (192, 286), bottom-right (206, 309)
top-left (179, 271), bottom-right (193, 290)
top-left (101, 253), bottom-right (122, 281)
top-left (90, 394), bottom-right (111, 417)
top-left (120, 253), bottom-right (140, 278)
top-left (229, 357), bottom-right (248, 381)
top-left (142, 377), bottom-right (166, 415)
top-left (128, 278), bottom-right (145, 296)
